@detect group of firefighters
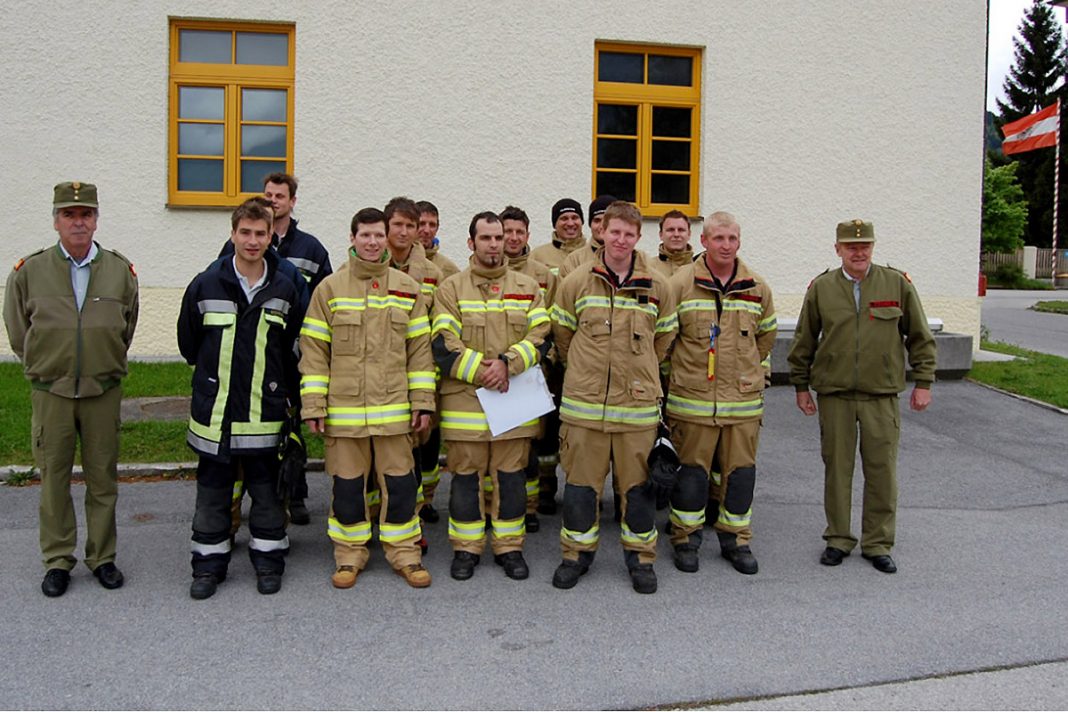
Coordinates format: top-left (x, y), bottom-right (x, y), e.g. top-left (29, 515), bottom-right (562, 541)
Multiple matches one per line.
top-left (6, 175), bottom-right (937, 601)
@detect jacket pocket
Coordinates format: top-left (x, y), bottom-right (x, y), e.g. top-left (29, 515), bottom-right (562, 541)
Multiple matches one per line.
top-left (332, 311), bottom-right (363, 356)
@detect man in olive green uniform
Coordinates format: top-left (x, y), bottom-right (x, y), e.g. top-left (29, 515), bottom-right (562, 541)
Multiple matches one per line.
top-left (787, 219), bottom-right (935, 574)
top-left (3, 182), bottom-right (139, 597)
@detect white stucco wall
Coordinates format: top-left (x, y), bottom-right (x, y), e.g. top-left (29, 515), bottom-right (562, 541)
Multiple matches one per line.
top-left (1, 1), bottom-right (986, 357)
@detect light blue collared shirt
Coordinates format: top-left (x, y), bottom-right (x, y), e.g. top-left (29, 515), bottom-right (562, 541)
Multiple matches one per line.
top-left (58, 240), bottom-right (98, 311)
top-left (234, 257), bottom-right (269, 302)
top-left (841, 265), bottom-right (871, 312)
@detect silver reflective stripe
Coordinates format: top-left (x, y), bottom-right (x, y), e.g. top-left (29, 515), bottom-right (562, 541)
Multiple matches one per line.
top-left (191, 539), bottom-right (232, 556)
top-left (231, 434), bottom-right (281, 450)
top-left (249, 536), bottom-right (291, 552)
top-left (287, 257), bottom-right (320, 274)
top-left (198, 299), bottom-right (238, 314)
top-left (261, 297), bottom-right (291, 315)
top-left (186, 431), bottom-right (219, 455)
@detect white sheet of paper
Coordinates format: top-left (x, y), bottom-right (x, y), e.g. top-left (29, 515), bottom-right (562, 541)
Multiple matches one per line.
top-left (476, 366), bottom-right (555, 437)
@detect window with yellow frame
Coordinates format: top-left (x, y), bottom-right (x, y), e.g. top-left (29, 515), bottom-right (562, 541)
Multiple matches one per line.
top-left (593, 42), bottom-right (701, 217)
top-left (168, 19), bottom-right (295, 207)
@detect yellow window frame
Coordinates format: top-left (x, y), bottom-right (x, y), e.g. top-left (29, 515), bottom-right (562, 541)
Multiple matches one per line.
top-left (592, 42), bottom-right (702, 217)
top-left (168, 18), bottom-right (295, 207)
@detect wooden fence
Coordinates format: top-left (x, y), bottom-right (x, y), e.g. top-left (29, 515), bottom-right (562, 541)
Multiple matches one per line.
top-left (981, 248), bottom-right (1053, 278)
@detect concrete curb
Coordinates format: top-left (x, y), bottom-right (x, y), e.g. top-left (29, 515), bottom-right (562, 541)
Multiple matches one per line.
top-left (964, 378), bottom-right (1068, 416)
top-left (1, 458), bottom-right (327, 484)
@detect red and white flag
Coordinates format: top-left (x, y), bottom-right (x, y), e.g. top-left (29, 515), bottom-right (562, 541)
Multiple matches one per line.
top-left (1001, 102), bottom-right (1059, 155)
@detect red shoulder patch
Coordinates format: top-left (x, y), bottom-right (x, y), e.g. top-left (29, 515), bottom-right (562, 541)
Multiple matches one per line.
top-left (389, 290), bottom-right (418, 299)
top-left (423, 277), bottom-right (438, 286)
top-left (902, 272), bottom-right (912, 283)
top-left (13, 258), bottom-right (25, 271)
top-left (502, 293), bottom-right (535, 300)
top-left (869, 300), bottom-right (900, 308)
top-left (129, 263), bottom-right (137, 277)
top-left (735, 294), bottom-right (762, 303)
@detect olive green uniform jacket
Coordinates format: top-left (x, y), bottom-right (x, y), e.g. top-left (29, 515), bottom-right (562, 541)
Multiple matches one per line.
top-left (788, 264), bottom-right (936, 394)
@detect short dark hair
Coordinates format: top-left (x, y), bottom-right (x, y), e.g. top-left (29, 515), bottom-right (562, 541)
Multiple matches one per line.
top-left (351, 207), bottom-right (387, 234)
top-left (415, 200), bottom-right (439, 218)
top-left (498, 205), bottom-right (530, 229)
top-left (263, 172), bottom-right (298, 198)
top-left (469, 211), bottom-right (502, 238)
top-left (658, 209), bottom-right (689, 230)
top-left (231, 198), bottom-right (274, 231)
top-left (384, 196), bottom-right (420, 224)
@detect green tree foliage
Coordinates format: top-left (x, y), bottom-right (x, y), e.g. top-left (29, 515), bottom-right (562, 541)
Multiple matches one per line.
top-left (982, 160), bottom-right (1029, 253)
top-left (995, 0), bottom-right (1066, 248)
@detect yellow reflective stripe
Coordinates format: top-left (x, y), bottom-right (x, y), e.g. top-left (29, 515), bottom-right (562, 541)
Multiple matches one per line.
top-left (380, 517), bottom-right (421, 543)
top-left (527, 306), bottom-right (550, 328)
top-left (458, 299), bottom-right (533, 314)
top-left (421, 281), bottom-right (436, 296)
top-left (300, 374), bottom-right (329, 396)
top-left (328, 297), bottom-right (365, 311)
top-left (441, 410), bottom-right (489, 432)
top-left (483, 474), bottom-right (494, 492)
top-left (669, 507), bottom-right (705, 529)
top-left (722, 299), bottom-right (762, 316)
top-left (368, 294), bottom-right (415, 310)
top-left (457, 348), bottom-right (484, 383)
top-left (511, 339), bottom-right (538, 370)
top-left (758, 313), bottom-right (778, 333)
top-left (232, 420), bottom-right (284, 435)
top-left (525, 479), bottom-right (539, 497)
top-left (421, 465), bottom-right (441, 487)
top-left (656, 312), bottom-right (678, 333)
top-left (620, 522), bottom-right (658, 545)
top-left (197, 311), bottom-right (237, 444)
top-left (710, 470), bottom-right (722, 487)
top-left (491, 516), bottom-right (525, 538)
top-left (560, 397), bottom-right (659, 426)
top-left (561, 525), bottom-right (599, 545)
top-left (366, 489), bottom-right (381, 507)
top-left (203, 312), bottom-right (237, 326)
top-left (407, 316), bottom-right (431, 338)
top-left (718, 507), bottom-right (751, 528)
top-left (248, 313), bottom-right (271, 425)
top-left (549, 304), bottom-right (577, 329)
top-left (188, 417), bottom-right (222, 442)
top-left (678, 299), bottom-right (717, 314)
top-left (575, 295), bottom-right (612, 314)
top-left (325, 404), bottom-right (412, 426)
top-left (448, 517), bottom-right (486, 541)
top-left (231, 480), bottom-right (244, 501)
top-left (328, 517), bottom-right (372, 544)
top-left (264, 312), bottom-right (286, 327)
top-left (431, 313), bottom-right (462, 337)
top-left (612, 295), bottom-right (658, 317)
top-left (665, 393), bottom-right (764, 419)
top-left (761, 354), bottom-right (771, 370)
top-left (300, 317), bottom-right (332, 342)
top-left (407, 371), bottom-right (436, 390)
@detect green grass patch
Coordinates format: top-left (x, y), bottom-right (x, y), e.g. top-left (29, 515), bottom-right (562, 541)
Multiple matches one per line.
top-left (1031, 300), bottom-right (1068, 315)
top-left (969, 341), bottom-right (1068, 409)
top-left (124, 361), bottom-right (193, 397)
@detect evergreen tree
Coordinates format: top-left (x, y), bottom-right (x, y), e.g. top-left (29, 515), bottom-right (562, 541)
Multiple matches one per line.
top-left (995, 0), bottom-right (1066, 248)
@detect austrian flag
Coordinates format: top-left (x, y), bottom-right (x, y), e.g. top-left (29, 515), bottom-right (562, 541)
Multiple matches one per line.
top-left (1001, 102), bottom-right (1060, 155)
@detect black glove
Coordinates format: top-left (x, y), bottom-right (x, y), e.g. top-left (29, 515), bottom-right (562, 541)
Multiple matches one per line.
top-left (646, 421), bottom-right (679, 510)
top-left (276, 415), bottom-right (307, 500)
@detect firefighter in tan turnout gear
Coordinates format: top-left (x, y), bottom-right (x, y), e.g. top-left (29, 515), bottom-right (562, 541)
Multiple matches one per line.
top-left (432, 212), bottom-right (551, 581)
top-left (549, 201), bottom-right (678, 594)
top-left (665, 211), bottom-right (777, 575)
top-left (299, 207), bottom-right (436, 589)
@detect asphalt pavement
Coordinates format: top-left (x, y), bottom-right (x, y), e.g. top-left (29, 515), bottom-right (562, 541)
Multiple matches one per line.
top-left (2, 381), bottom-right (1066, 710)
top-left (981, 289), bottom-right (1068, 358)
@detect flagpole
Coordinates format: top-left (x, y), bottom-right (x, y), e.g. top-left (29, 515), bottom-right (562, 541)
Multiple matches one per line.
top-left (1055, 99), bottom-right (1061, 284)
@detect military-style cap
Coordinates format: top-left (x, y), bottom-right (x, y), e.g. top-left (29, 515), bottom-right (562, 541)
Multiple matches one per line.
top-left (836, 219), bottom-right (875, 243)
top-left (53, 181), bottom-right (98, 209)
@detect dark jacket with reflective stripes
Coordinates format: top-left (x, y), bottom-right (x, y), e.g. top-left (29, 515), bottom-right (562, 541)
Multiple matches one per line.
top-left (220, 218), bottom-right (332, 292)
top-left (177, 251), bottom-right (303, 461)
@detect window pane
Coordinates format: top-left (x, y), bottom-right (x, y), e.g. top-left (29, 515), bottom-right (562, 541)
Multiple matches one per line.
top-left (652, 107), bottom-right (692, 138)
top-left (177, 159), bottom-right (224, 192)
top-left (178, 123), bottom-right (224, 156)
top-left (598, 51), bottom-right (643, 83)
top-left (648, 55), bottom-right (693, 86)
top-left (651, 174), bottom-right (690, 204)
top-left (242, 89), bottom-right (287, 122)
top-left (179, 30), bottom-right (232, 64)
top-left (597, 139), bottom-right (637, 169)
top-left (242, 160), bottom-right (287, 192)
top-left (236, 32), bottom-right (288, 66)
top-left (652, 141), bottom-right (690, 171)
top-left (242, 125), bottom-right (287, 157)
top-left (179, 86), bottom-right (225, 120)
top-left (597, 104), bottom-right (638, 136)
top-left (596, 172), bottom-right (637, 203)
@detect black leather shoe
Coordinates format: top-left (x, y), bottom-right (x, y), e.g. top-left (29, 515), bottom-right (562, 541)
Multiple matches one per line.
top-left (863, 553), bottom-right (897, 574)
top-left (450, 551), bottom-right (480, 581)
top-left (288, 500), bottom-right (310, 525)
top-left (721, 545), bottom-right (759, 575)
top-left (419, 503), bottom-right (440, 523)
top-left (525, 513), bottom-right (540, 533)
top-left (673, 544), bottom-right (700, 573)
top-left (41, 568), bottom-right (70, 597)
top-left (628, 563), bottom-right (658, 594)
top-left (537, 496), bottom-right (557, 516)
top-left (92, 562), bottom-right (124, 590)
top-left (494, 551), bottom-right (530, 580)
top-left (190, 573), bottom-right (219, 600)
top-left (551, 559), bottom-right (589, 589)
top-left (820, 547), bottom-right (849, 566)
top-left (256, 572), bottom-right (283, 594)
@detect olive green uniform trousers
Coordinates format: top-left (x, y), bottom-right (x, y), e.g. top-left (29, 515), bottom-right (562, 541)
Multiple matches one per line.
top-left (31, 387), bottom-right (122, 571)
top-left (817, 392), bottom-right (899, 555)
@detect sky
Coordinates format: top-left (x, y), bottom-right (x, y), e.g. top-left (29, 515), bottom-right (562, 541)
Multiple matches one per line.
top-left (988, 0), bottom-right (1068, 110)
